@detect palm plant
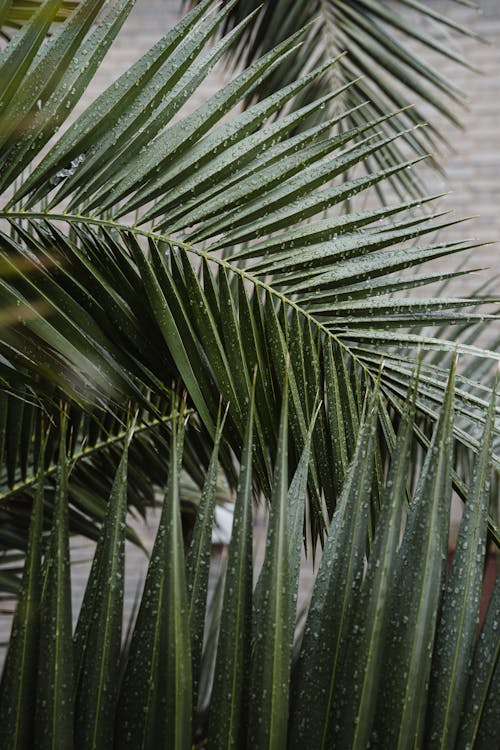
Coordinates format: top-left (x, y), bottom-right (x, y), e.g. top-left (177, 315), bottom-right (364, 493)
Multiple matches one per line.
top-left (189, 0), bottom-right (482, 199)
top-left (0, 0), bottom-right (498, 747)
top-left (1, 378), bottom-right (498, 748)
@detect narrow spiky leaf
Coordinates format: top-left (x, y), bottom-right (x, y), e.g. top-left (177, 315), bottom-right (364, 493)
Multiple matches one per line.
top-left (115, 411), bottom-right (191, 748)
top-left (426, 382), bottom-right (497, 748)
top-left (456, 577), bottom-right (500, 749)
top-left (338, 372), bottom-right (419, 748)
top-left (35, 418), bottom-right (74, 749)
top-left (248, 377), bottom-right (296, 750)
top-left (208, 392), bottom-right (255, 750)
top-left (186, 408), bottom-right (226, 706)
top-left (73, 437), bottom-right (130, 749)
top-left (289, 384), bottom-right (379, 750)
top-left (0, 442), bottom-right (45, 749)
top-left (128, 235), bottom-right (214, 435)
top-left (375, 362), bottom-right (456, 748)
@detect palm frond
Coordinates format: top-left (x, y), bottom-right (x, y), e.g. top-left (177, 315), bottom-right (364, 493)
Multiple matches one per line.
top-left (189, 0), bottom-right (481, 198)
top-left (0, 0), bottom-right (498, 546)
top-left (1, 378), bottom-right (498, 746)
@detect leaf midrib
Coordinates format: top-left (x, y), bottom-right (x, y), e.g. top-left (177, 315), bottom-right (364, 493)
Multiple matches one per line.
top-left (0, 410), bottom-right (187, 504)
top-left (0, 210), bottom-right (371, 378)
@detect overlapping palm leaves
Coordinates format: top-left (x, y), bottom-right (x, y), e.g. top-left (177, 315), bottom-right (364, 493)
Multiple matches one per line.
top-left (190, 0), bottom-right (481, 199)
top-left (0, 0), bottom-right (498, 577)
top-left (0, 0), bottom-right (79, 39)
top-left (0, 380), bottom-right (498, 748)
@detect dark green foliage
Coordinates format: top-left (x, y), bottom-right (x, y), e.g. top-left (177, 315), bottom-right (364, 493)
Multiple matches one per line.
top-left (34, 420), bottom-right (74, 749)
top-left (0, 3), bottom-right (498, 748)
top-left (0, 439), bottom-right (45, 749)
top-left (190, 0), bottom-right (479, 198)
top-left (115, 409), bottom-right (192, 748)
top-left (0, 380), bottom-right (498, 748)
top-left (0, 0), bottom-right (498, 563)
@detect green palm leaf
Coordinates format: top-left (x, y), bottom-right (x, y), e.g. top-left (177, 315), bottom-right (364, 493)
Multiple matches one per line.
top-left (73, 431), bottom-right (130, 749)
top-left (373, 362), bottom-right (456, 748)
top-left (0, 438), bottom-right (45, 749)
top-left (115, 404), bottom-right (192, 748)
top-left (0, 0), bottom-right (78, 38)
top-left (248, 377), bottom-right (294, 750)
top-left (456, 576), bottom-right (500, 749)
top-left (0, 0), bottom-right (496, 726)
top-left (0, 0), bottom-right (497, 584)
top-left (208, 387), bottom-right (255, 749)
top-left (34, 416), bottom-right (74, 749)
top-left (288, 382), bottom-right (379, 749)
top-left (337, 370), bottom-right (420, 749)
top-left (0, 374), bottom-right (497, 747)
top-left (425, 379), bottom-right (498, 748)
top-left (186, 407), bottom-right (226, 706)
top-left (189, 0), bottom-right (480, 196)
